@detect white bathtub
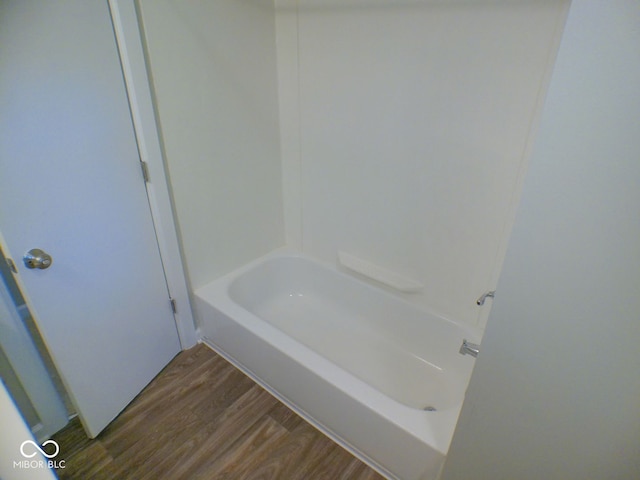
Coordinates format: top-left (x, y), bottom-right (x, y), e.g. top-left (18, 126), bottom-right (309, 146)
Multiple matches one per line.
top-left (195, 252), bottom-right (479, 480)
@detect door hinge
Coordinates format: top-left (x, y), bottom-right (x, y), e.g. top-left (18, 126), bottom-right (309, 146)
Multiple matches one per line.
top-left (140, 161), bottom-right (150, 183)
top-left (170, 298), bottom-right (177, 314)
top-left (6, 257), bottom-right (18, 273)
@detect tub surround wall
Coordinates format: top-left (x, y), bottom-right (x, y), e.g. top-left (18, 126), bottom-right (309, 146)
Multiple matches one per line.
top-left (138, 0), bottom-right (567, 329)
top-left (276, 0), bottom-right (569, 327)
top-left (137, 0), bottom-right (284, 292)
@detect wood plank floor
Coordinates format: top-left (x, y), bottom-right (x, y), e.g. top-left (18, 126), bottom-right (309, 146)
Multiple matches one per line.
top-left (52, 343), bottom-right (385, 480)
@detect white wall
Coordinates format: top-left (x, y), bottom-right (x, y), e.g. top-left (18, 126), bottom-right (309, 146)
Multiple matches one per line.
top-left (137, 0), bottom-right (284, 291)
top-left (138, 1), bottom-right (569, 329)
top-left (442, 1), bottom-right (640, 478)
top-left (277, 0), bottom-right (569, 327)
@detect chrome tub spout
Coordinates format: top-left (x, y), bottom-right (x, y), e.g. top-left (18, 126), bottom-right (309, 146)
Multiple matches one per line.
top-left (459, 339), bottom-right (480, 358)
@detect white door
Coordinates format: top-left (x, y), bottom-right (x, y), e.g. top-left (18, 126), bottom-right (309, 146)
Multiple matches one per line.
top-left (0, 1), bottom-right (181, 437)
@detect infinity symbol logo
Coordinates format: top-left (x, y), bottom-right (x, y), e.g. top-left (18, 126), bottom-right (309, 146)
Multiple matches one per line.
top-left (20, 440), bottom-right (60, 459)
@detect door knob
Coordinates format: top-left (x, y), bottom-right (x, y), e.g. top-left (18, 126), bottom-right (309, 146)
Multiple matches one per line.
top-left (23, 249), bottom-right (53, 269)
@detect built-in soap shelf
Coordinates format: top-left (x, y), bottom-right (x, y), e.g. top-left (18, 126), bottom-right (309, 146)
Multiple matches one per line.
top-left (337, 251), bottom-right (424, 293)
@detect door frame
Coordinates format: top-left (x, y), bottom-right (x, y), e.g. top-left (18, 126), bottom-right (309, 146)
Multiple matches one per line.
top-left (0, 255), bottom-right (69, 441)
top-left (108, 0), bottom-right (197, 349)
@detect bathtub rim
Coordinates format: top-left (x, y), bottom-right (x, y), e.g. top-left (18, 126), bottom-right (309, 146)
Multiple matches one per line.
top-left (223, 247), bottom-right (478, 334)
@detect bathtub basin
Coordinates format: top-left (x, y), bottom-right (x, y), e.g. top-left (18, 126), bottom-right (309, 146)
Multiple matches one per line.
top-left (195, 252), bottom-right (479, 480)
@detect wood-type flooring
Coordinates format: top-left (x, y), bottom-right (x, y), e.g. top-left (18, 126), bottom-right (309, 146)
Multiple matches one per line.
top-left (52, 343), bottom-right (385, 480)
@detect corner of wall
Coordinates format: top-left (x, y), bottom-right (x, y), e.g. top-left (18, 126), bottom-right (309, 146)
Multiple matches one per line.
top-left (275, 1), bottom-right (303, 251)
